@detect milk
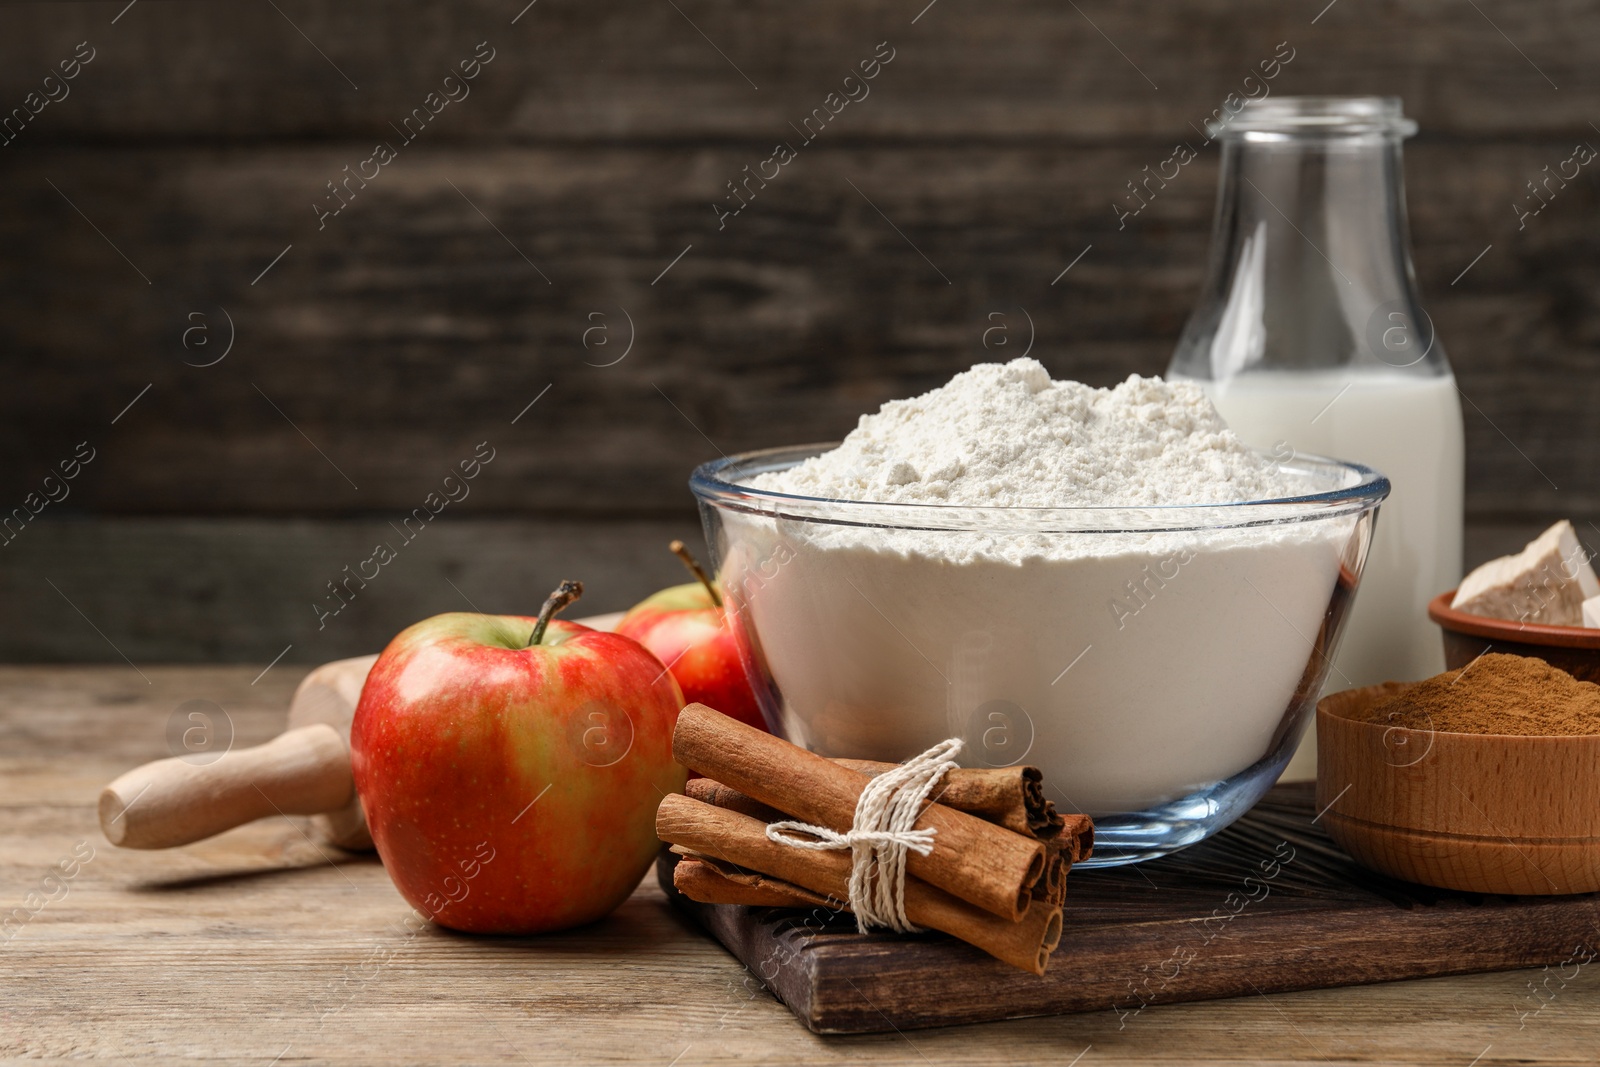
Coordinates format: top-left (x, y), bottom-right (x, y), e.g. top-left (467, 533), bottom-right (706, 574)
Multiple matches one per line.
top-left (1193, 371), bottom-right (1464, 778)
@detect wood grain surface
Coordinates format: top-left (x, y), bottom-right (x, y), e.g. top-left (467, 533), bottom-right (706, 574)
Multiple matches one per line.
top-left (0, 517), bottom-right (698, 664)
top-left (2, 0), bottom-right (1598, 661)
top-left (668, 787), bottom-right (1600, 1033)
top-left (0, 140), bottom-right (1593, 518)
top-left (4, 665), bottom-right (1600, 1064)
top-left (1, 0), bottom-right (1597, 139)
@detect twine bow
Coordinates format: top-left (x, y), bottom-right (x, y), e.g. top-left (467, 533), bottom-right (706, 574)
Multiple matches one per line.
top-left (766, 737), bottom-right (964, 933)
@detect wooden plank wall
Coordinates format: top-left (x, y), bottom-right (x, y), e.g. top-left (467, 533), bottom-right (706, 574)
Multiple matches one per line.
top-left (0, 0), bottom-right (1596, 662)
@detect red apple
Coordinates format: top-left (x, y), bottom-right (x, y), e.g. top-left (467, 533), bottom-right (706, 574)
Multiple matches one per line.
top-left (615, 541), bottom-right (767, 732)
top-left (349, 580), bottom-right (686, 934)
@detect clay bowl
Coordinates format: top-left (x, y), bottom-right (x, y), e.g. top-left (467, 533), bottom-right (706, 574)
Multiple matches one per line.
top-left (1429, 589), bottom-right (1600, 683)
top-left (1316, 683), bottom-right (1600, 895)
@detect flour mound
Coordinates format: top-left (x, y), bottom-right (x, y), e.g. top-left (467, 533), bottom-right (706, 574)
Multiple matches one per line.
top-left (750, 359), bottom-right (1301, 507)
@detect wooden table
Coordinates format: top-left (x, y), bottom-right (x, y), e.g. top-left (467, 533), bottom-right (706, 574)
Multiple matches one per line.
top-left (5, 666), bottom-right (1598, 1065)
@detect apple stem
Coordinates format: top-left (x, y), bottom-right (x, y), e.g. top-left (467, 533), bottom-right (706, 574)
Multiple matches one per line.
top-left (669, 540), bottom-right (722, 608)
top-left (528, 579), bottom-right (584, 647)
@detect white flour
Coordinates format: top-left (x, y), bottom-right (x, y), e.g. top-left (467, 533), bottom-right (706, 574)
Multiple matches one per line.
top-left (754, 359), bottom-right (1301, 509)
top-left (721, 361), bottom-right (1366, 816)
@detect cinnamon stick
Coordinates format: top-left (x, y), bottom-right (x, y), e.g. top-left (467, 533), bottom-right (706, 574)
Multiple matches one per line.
top-left (836, 759), bottom-right (1066, 839)
top-left (685, 777), bottom-right (779, 821)
top-left (658, 794), bottom-right (1062, 975)
top-left (687, 776), bottom-right (1075, 906)
top-left (672, 854), bottom-right (842, 910)
top-left (1038, 849), bottom-right (1068, 909)
top-left (1052, 812), bottom-right (1095, 865)
top-left (673, 704), bottom-right (1044, 921)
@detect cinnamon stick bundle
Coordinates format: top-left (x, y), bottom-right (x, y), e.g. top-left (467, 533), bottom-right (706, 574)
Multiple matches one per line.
top-left (672, 704), bottom-right (1044, 921)
top-left (658, 794), bottom-right (1063, 975)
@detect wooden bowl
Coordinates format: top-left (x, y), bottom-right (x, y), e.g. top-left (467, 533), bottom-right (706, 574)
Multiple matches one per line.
top-left (1316, 683), bottom-right (1600, 895)
top-left (1429, 589), bottom-right (1600, 683)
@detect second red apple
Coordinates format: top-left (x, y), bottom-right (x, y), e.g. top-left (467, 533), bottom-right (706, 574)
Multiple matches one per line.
top-left (615, 541), bottom-right (767, 732)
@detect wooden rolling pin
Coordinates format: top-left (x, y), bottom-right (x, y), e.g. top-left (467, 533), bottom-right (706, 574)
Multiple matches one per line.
top-left (98, 613), bottom-right (627, 851)
top-left (99, 654), bottom-right (379, 850)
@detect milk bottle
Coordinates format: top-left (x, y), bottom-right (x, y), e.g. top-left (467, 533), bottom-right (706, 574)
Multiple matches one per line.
top-left (1168, 97), bottom-right (1465, 779)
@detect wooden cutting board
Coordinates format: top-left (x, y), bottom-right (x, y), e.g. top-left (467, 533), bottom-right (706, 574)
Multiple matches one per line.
top-left (660, 782), bottom-right (1600, 1034)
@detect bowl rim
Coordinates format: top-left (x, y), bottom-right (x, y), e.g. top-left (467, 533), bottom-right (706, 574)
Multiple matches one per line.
top-left (690, 442), bottom-right (1390, 534)
top-left (1318, 684), bottom-right (1600, 743)
top-left (1428, 590), bottom-right (1600, 650)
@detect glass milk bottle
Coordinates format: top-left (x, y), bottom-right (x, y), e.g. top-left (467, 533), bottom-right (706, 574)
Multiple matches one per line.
top-left (1168, 97), bottom-right (1464, 780)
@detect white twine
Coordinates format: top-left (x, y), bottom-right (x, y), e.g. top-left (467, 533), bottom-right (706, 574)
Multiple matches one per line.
top-left (766, 737), bottom-right (964, 934)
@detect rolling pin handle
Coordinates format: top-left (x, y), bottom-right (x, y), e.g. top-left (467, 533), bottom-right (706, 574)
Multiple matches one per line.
top-left (99, 723), bottom-right (354, 849)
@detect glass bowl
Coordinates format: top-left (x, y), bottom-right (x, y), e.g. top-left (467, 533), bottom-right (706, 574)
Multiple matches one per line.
top-left (690, 444), bottom-right (1389, 866)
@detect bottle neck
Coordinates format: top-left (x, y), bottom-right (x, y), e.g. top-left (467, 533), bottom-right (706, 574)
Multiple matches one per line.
top-left (1171, 134), bottom-right (1444, 381)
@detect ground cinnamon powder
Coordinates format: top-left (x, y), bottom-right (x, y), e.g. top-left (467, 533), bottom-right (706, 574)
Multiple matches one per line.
top-left (1358, 653), bottom-right (1600, 736)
